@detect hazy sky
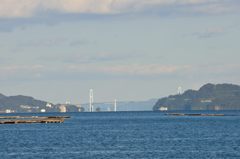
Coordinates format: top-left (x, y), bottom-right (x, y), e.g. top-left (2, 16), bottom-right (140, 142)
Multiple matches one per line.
top-left (0, 0), bottom-right (240, 104)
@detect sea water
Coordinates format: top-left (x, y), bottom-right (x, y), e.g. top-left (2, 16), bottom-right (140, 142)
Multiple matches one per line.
top-left (0, 111), bottom-right (240, 159)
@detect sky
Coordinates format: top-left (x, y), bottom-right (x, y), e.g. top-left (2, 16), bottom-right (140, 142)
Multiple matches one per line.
top-left (0, 0), bottom-right (240, 104)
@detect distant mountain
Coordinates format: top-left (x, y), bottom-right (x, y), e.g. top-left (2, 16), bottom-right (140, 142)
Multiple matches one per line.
top-left (117, 99), bottom-right (158, 111)
top-left (0, 93), bottom-right (6, 99)
top-left (153, 83), bottom-right (240, 111)
top-left (0, 94), bottom-right (84, 113)
top-left (0, 94), bottom-right (51, 112)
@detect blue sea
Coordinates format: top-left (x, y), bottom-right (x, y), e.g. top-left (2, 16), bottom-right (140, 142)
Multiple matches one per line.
top-left (1, 111), bottom-right (240, 159)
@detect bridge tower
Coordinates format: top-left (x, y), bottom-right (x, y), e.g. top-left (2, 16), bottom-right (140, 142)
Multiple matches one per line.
top-left (89, 89), bottom-right (94, 112)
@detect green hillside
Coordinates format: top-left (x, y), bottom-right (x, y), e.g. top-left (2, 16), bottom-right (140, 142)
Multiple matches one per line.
top-left (153, 83), bottom-right (240, 111)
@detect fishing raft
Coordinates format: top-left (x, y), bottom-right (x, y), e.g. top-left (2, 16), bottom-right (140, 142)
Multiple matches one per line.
top-left (0, 116), bottom-right (70, 124)
top-left (165, 113), bottom-right (225, 116)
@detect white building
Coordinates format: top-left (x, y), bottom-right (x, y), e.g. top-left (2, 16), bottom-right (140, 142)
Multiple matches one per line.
top-left (40, 109), bottom-right (46, 113)
top-left (59, 105), bottom-right (67, 113)
top-left (46, 103), bottom-right (52, 108)
top-left (5, 109), bottom-right (13, 113)
top-left (159, 107), bottom-right (168, 111)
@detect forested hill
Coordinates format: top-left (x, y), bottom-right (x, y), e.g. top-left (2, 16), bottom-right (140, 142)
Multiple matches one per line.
top-left (153, 83), bottom-right (240, 111)
top-left (0, 94), bottom-right (49, 112)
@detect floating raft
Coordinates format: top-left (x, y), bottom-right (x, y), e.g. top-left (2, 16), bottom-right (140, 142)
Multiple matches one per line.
top-left (166, 113), bottom-right (225, 116)
top-left (0, 116), bottom-right (70, 124)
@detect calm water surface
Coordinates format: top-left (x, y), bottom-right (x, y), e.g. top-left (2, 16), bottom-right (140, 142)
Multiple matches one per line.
top-left (0, 111), bottom-right (240, 159)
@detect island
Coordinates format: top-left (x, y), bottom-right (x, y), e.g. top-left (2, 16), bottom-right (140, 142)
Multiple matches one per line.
top-left (153, 83), bottom-right (240, 111)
